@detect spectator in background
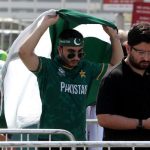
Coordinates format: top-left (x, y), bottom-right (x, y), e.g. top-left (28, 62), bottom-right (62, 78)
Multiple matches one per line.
top-left (96, 23), bottom-right (150, 150)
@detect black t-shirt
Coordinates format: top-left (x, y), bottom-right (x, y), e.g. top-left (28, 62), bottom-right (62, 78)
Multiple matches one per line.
top-left (96, 59), bottom-right (150, 141)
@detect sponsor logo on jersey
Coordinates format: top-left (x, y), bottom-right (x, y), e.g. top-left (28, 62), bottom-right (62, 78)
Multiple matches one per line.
top-left (60, 82), bottom-right (88, 95)
top-left (58, 67), bottom-right (65, 76)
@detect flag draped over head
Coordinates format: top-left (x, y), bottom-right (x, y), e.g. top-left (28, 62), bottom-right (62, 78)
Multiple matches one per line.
top-left (50, 9), bottom-right (116, 59)
top-left (0, 9), bottom-right (117, 128)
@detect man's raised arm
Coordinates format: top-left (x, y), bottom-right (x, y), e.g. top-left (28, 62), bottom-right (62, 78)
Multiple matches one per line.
top-left (19, 15), bottom-right (59, 71)
top-left (103, 26), bottom-right (124, 70)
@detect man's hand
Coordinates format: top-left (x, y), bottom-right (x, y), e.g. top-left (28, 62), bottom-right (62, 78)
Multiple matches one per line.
top-left (41, 14), bottom-right (59, 28)
top-left (102, 25), bottom-right (119, 40)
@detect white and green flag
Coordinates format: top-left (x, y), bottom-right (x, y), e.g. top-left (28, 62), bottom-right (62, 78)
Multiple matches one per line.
top-left (0, 9), bottom-right (117, 128)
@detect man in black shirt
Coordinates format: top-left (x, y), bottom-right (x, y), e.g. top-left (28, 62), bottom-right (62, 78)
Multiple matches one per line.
top-left (96, 23), bottom-right (150, 150)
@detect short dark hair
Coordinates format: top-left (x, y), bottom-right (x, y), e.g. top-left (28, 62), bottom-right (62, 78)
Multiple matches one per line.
top-left (59, 29), bottom-right (83, 40)
top-left (128, 23), bottom-right (150, 46)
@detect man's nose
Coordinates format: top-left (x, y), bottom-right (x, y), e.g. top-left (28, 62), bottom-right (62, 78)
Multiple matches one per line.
top-left (72, 53), bottom-right (80, 60)
top-left (74, 54), bottom-right (80, 60)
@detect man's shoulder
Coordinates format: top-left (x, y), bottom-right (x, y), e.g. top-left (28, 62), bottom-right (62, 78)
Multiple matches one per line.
top-left (111, 62), bottom-right (122, 73)
top-left (39, 56), bottom-right (53, 65)
top-left (39, 56), bottom-right (51, 61)
top-left (105, 62), bottom-right (123, 78)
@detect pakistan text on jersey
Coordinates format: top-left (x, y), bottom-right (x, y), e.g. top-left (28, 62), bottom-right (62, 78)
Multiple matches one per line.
top-left (60, 82), bottom-right (88, 95)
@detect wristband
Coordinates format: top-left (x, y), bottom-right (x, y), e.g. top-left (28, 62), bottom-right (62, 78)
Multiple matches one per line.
top-left (136, 119), bottom-right (143, 129)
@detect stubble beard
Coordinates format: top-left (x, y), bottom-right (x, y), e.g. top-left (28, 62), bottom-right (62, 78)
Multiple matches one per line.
top-left (129, 55), bottom-right (150, 70)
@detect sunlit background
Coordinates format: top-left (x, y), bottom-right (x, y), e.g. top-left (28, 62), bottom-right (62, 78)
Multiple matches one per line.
top-left (0, 0), bottom-right (149, 51)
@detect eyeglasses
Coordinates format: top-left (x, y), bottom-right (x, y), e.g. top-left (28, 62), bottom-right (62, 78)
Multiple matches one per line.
top-left (132, 47), bottom-right (150, 57)
top-left (67, 51), bottom-right (85, 59)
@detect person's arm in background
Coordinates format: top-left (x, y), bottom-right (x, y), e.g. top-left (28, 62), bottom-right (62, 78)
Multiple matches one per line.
top-left (103, 26), bottom-right (124, 70)
top-left (19, 15), bottom-right (59, 71)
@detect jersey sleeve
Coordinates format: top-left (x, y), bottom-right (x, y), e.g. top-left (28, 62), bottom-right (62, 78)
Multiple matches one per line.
top-left (31, 57), bottom-right (50, 98)
top-left (85, 61), bottom-right (108, 106)
top-left (89, 61), bottom-right (108, 80)
top-left (31, 56), bottom-right (47, 76)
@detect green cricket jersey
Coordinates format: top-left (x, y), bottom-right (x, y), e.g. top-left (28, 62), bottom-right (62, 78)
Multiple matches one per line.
top-left (33, 56), bottom-right (108, 141)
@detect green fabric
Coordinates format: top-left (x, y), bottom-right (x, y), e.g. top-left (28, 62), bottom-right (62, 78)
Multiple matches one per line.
top-left (49, 9), bottom-right (116, 106)
top-left (84, 37), bottom-right (111, 105)
top-left (50, 9), bottom-right (116, 58)
top-left (34, 56), bottom-right (107, 141)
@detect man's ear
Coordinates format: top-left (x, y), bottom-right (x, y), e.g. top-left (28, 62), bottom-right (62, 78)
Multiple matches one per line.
top-left (58, 46), bottom-right (62, 56)
top-left (126, 42), bottom-right (131, 55)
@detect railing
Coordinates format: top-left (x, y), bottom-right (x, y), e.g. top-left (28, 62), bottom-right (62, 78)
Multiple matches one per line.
top-left (86, 119), bottom-right (97, 124)
top-left (0, 129), bottom-right (75, 141)
top-left (0, 141), bottom-right (150, 149)
top-left (0, 129), bottom-right (150, 149)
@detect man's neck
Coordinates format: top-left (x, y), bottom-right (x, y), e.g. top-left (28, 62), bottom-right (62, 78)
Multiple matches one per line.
top-left (59, 56), bottom-right (74, 69)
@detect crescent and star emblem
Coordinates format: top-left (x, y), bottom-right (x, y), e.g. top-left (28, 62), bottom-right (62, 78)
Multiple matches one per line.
top-left (74, 38), bottom-right (81, 45)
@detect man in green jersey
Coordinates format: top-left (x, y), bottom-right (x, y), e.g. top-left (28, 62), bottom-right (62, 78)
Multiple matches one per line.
top-left (19, 14), bottom-right (123, 143)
